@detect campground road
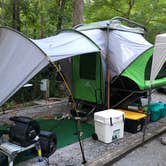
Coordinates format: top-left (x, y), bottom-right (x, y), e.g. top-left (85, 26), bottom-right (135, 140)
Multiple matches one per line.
top-left (112, 131), bottom-right (166, 166)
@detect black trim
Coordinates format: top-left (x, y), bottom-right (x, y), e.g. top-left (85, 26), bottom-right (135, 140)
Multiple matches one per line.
top-left (110, 118), bottom-right (113, 126)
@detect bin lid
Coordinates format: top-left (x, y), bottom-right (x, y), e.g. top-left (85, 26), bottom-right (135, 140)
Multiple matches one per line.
top-left (94, 109), bottom-right (124, 125)
top-left (117, 109), bottom-right (146, 120)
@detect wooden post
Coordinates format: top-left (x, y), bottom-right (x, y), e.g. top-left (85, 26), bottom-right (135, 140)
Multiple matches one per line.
top-left (106, 23), bottom-right (111, 109)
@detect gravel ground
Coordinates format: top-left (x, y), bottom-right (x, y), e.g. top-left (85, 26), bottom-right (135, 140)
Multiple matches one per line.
top-left (0, 98), bottom-right (70, 125)
top-left (112, 132), bottom-right (166, 166)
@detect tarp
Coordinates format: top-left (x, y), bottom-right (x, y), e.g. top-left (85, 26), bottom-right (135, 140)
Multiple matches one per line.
top-left (150, 33), bottom-right (166, 86)
top-left (0, 21), bottom-right (152, 106)
top-left (0, 28), bottom-right (49, 106)
top-left (32, 29), bottom-right (102, 62)
top-left (0, 28), bottom-right (101, 106)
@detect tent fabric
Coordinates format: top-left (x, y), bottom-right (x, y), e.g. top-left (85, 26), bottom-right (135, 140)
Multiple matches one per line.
top-left (76, 19), bottom-right (144, 34)
top-left (108, 30), bottom-right (152, 77)
top-left (122, 48), bottom-right (153, 90)
top-left (79, 29), bottom-right (152, 77)
top-left (32, 30), bottom-right (101, 62)
top-left (150, 33), bottom-right (166, 85)
top-left (0, 28), bottom-right (102, 106)
top-left (0, 23), bottom-right (152, 106)
top-left (0, 27), bottom-right (49, 106)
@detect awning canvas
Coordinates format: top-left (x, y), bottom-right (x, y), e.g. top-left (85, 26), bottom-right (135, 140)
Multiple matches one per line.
top-left (0, 24), bottom-right (152, 106)
top-left (0, 27), bottom-right (101, 106)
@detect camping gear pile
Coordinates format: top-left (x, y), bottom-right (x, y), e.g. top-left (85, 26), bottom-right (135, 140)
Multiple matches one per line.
top-left (9, 116), bottom-right (57, 157)
top-left (0, 116), bottom-right (57, 166)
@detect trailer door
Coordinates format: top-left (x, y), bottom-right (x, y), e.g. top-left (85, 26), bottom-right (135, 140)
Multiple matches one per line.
top-left (72, 53), bottom-right (104, 105)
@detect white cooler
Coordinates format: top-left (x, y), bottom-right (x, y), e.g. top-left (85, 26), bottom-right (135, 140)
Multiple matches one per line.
top-left (94, 109), bottom-right (124, 143)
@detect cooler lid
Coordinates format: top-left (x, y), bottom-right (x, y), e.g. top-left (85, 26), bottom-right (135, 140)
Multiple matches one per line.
top-left (94, 109), bottom-right (124, 125)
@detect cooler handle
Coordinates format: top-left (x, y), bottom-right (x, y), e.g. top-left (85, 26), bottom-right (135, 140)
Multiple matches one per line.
top-left (110, 118), bottom-right (113, 126)
top-left (122, 114), bottom-right (125, 122)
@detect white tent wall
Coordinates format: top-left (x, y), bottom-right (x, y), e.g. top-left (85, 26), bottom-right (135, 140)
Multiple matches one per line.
top-left (0, 28), bottom-right (49, 106)
top-left (150, 33), bottom-right (166, 85)
top-left (77, 29), bottom-right (152, 79)
top-left (108, 30), bottom-right (152, 78)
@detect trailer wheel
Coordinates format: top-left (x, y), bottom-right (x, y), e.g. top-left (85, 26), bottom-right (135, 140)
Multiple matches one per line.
top-left (92, 133), bottom-right (98, 141)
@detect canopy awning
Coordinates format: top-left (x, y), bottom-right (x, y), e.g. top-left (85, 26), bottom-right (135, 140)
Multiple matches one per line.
top-left (0, 27), bottom-right (101, 106)
top-left (0, 25), bottom-right (152, 106)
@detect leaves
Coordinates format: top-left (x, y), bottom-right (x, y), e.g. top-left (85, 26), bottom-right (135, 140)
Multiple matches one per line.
top-left (84, 0), bottom-right (166, 43)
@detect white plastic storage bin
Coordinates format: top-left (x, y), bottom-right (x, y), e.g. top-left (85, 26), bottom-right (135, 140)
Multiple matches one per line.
top-left (94, 109), bottom-right (124, 143)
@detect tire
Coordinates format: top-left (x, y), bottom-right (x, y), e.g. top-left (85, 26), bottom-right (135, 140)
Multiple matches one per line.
top-left (92, 133), bottom-right (98, 140)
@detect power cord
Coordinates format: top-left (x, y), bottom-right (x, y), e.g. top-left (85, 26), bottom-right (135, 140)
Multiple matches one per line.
top-left (43, 157), bottom-right (49, 166)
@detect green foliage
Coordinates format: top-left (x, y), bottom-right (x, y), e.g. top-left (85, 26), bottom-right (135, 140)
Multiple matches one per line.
top-left (84, 0), bottom-right (166, 43)
top-left (0, 0), bottom-right (73, 38)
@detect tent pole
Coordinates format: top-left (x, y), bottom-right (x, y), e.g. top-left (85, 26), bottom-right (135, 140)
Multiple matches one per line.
top-left (47, 60), bottom-right (87, 164)
top-left (106, 23), bottom-right (111, 109)
top-left (142, 86), bottom-right (152, 145)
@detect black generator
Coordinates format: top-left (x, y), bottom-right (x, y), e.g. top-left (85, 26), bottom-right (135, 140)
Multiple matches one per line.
top-left (9, 116), bottom-right (40, 147)
top-left (39, 130), bottom-right (57, 157)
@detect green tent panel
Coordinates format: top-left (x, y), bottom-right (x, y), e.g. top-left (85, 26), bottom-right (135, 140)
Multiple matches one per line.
top-left (72, 52), bottom-right (105, 105)
top-left (122, 47), bottom-right (166, 90)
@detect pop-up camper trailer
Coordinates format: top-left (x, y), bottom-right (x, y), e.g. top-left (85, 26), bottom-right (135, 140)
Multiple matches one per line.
top-left (71, 18), bottom-right (166, 107)
top-left (0, 17), bottom-right (165, 109)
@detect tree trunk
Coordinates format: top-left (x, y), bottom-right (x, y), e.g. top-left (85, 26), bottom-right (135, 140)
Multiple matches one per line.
top-left (1, 0), bottom-right (5, 24)
top-left (40, 0), bottom-right (44, 38)
top-left (126, 0), bottom-right (134, 19)
top-left (56, 0), bottom-right (66, 32)
top-left (33, 2), bottom-right (38, 39)
top-left (72, 0), bottom-right (84, 26)
top-left (12, 0), bottom-right (16, 28)
top-left (12, 0), bottom-right (21, 31)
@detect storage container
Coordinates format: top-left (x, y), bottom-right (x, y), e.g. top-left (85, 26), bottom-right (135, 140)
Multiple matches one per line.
top-left (94, 109), bottom-right (124, 143)
top-left (160, 106), bottom-right (166, 118)
top-left (117, 109), bottom-right (146, 133)
top-left (150, 109), bottom-right (161, 122)
top-left (150, 102), bottom-right (165, 121)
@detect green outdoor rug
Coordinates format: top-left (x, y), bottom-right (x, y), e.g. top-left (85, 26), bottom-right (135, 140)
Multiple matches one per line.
top-left (37, 118), bottom-right (94, 149)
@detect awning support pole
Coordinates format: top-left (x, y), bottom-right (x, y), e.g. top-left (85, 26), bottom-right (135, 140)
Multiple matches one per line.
top-left (106, 23), bottom-right (111, 109)
top-left (48, 59), bottom-right (87, 164)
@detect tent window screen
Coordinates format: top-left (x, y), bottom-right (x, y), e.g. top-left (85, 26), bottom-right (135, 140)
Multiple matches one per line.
top-left (80, 53), bottom-right (96, 80)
